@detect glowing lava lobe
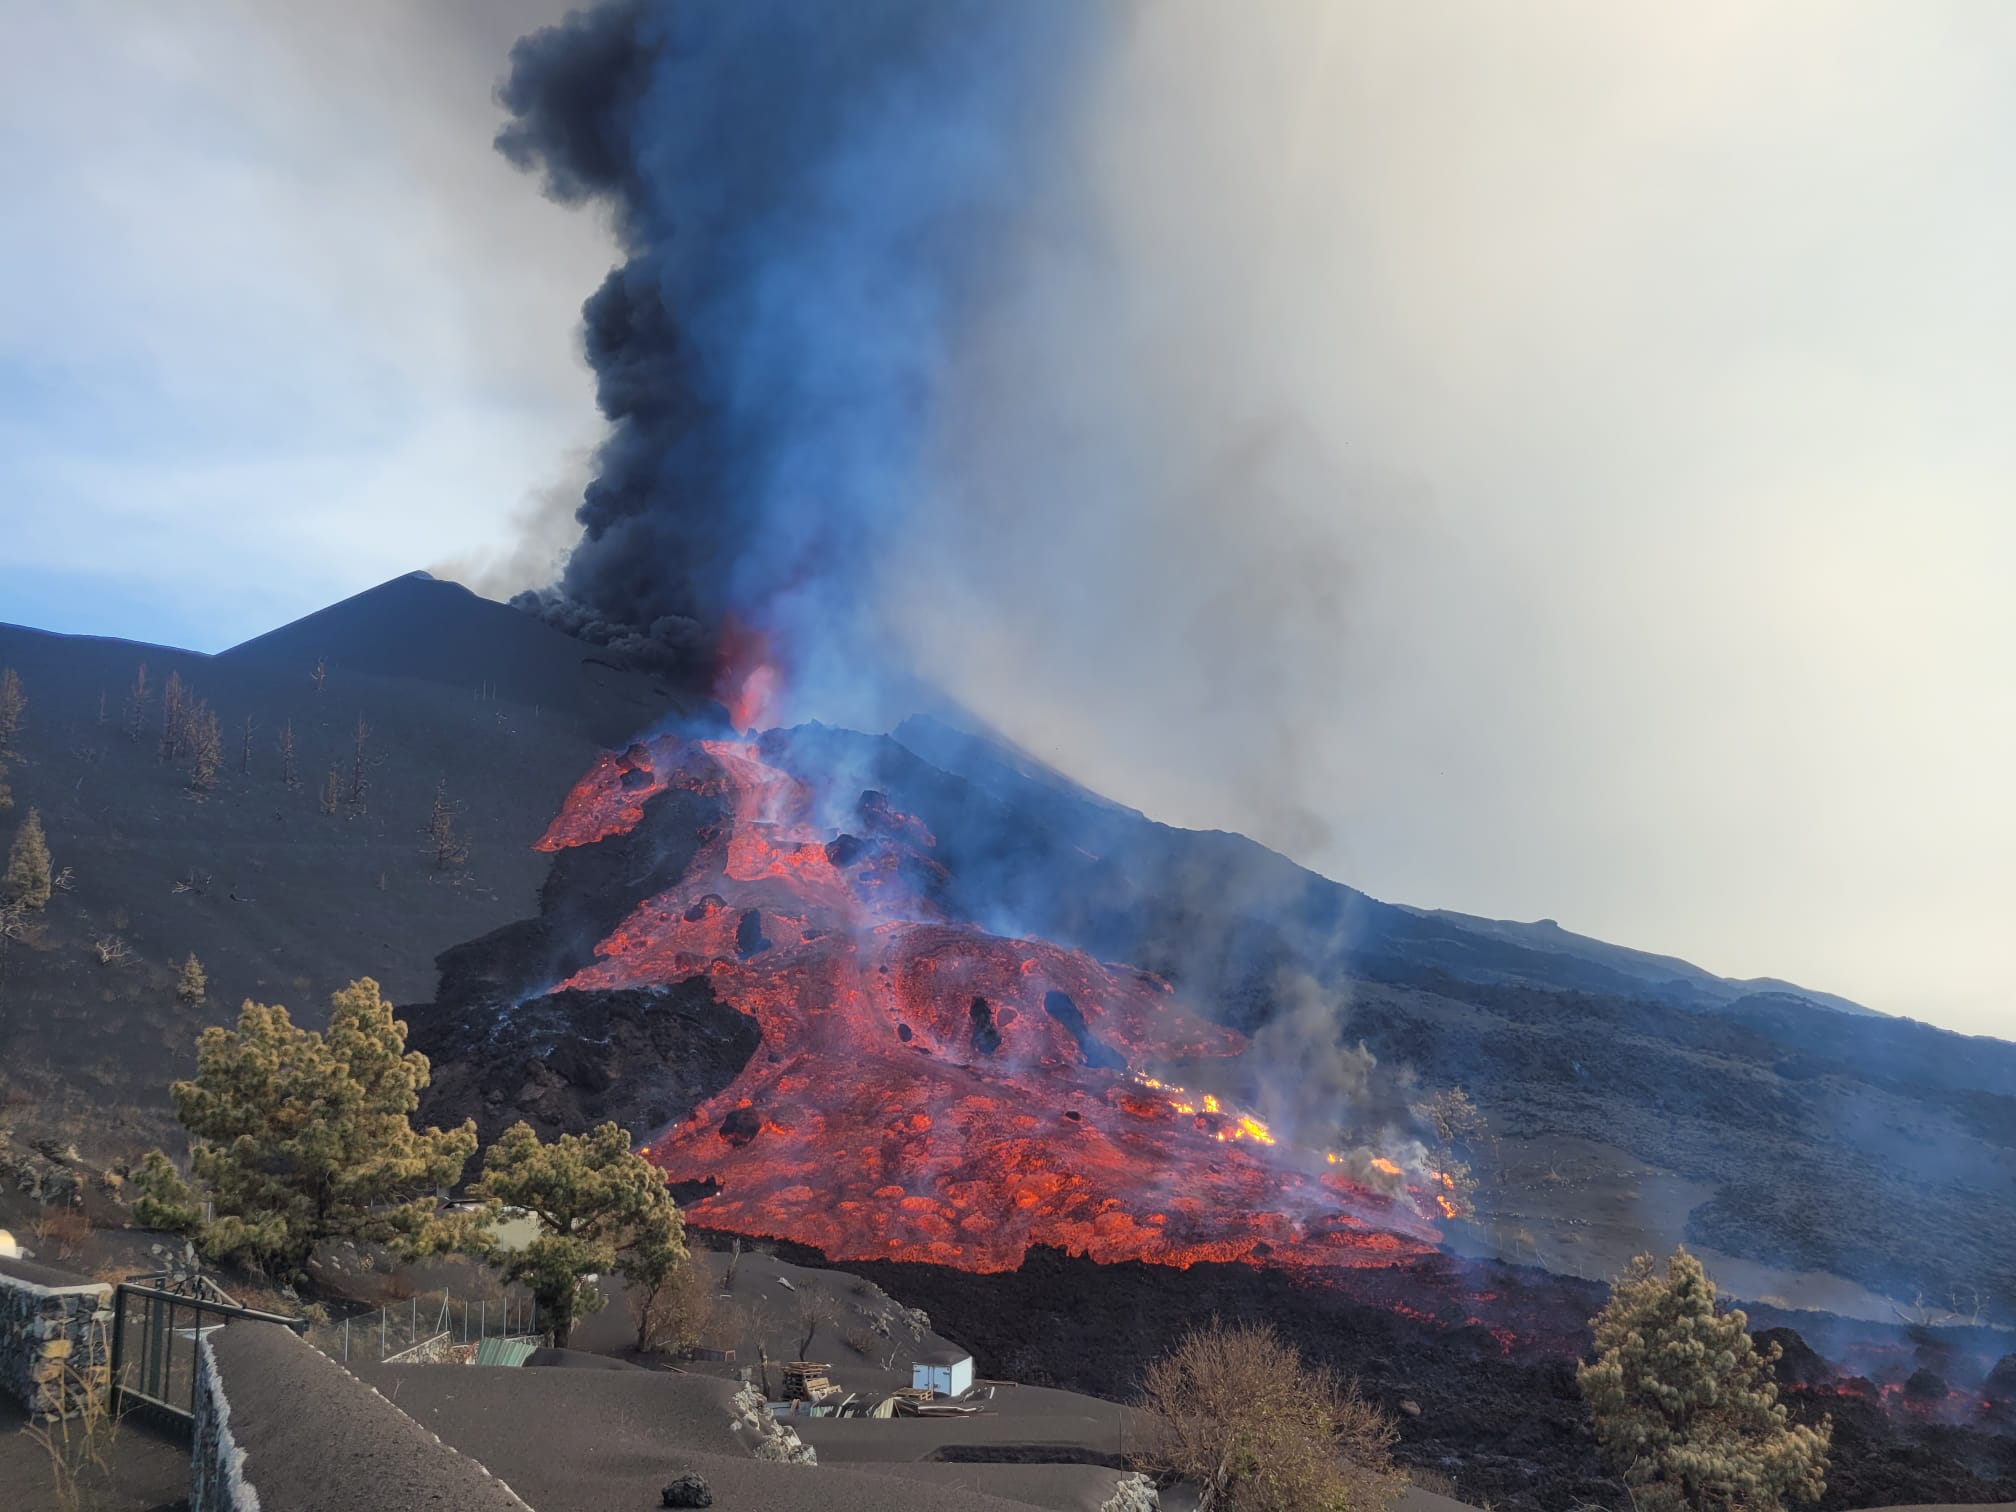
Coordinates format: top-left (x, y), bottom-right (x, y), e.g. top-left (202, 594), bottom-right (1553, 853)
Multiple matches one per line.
top-left (542, 736), bottom-right (1442, 1275)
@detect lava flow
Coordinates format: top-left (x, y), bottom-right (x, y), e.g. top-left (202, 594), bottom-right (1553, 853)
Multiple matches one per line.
top-left (536, 735), bottom-right (1446, 1275)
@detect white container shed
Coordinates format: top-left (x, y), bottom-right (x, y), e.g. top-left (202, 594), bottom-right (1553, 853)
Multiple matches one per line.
top-left (911, 1348), bottom-right (974, 1398)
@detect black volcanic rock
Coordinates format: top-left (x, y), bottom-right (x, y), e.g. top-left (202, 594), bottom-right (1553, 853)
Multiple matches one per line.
top-left (414, 981), bottom-right (757, 1147)
top-left (1756, 1327), bottom-right (1832, 1388)
top-left (1990, 1353), bottom-right (2016, 1397)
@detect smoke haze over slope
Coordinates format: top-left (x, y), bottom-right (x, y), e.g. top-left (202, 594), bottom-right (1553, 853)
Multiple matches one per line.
top-left (6, 2), bottom-right (2012, 1038)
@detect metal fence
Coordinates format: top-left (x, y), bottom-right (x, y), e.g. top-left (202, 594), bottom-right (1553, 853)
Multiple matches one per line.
top-left (110, 1279), bottom-right (307, 1432)
top-left (326, 1288), bottom-right (540, 1364)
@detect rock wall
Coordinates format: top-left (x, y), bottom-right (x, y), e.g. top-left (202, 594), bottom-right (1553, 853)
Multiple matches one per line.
top-left (189, 1320), bottom-right (530, 1512)
top-left (190, 1331), bottom-right (254, 1512)
top-left (0, 1255), bottom-right (114, 1420)
top-left (727, 1378), bottom-right (818, 1464)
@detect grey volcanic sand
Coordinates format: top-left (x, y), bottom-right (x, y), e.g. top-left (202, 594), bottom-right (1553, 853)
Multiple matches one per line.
top-left (353, 1363), bottom-right (1133, 1512)
top-left (211, 1321), bottom-right (530, 1510)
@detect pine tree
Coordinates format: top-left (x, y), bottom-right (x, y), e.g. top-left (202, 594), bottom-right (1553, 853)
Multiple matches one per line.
top-left (425, 780), bottom-right (468, 870)
top-left (472, 1122), bottom-right (688, 1348)
top-left (4, 808), bottom-right (52, 910)
top-left (123, 662), bottom-right (151, 743)
top-left (1579, 1248), bottom-right (1830, 1512)
top-left (0, 757), bottom-right (12, 814)
top-left (188, 702), bottom-right (223, 792)
top-left (0, 667), bottom-right (23, 752)
top-left (319, 765), bottom-right (340, 816)
top-left (278, 721), bottom-right (298, 788)
top-left (176, 954), bottom-right (207, 1006)
top-left (240, 714), bottom-right (254, 776)
top-left (131, 978), bottom-right (481, 1278)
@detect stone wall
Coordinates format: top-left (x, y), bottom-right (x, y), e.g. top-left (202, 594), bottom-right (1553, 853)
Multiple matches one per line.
top-left (0, 1255), bottom-right (114, 1419)
top-left (190, 1320), bottom-right (531, 1512)
top-left (190, 1331), bottom-right (253, 1512)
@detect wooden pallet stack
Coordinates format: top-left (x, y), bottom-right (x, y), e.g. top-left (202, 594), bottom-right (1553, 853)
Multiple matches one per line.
top-left (781, 1360), bottom-right (840, 1402)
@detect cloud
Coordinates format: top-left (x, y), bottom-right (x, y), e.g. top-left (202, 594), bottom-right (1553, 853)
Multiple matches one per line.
top-left (0, 0), bottom-right (601, 646)
top-left (883, 1), bottom-right (2016, 1038)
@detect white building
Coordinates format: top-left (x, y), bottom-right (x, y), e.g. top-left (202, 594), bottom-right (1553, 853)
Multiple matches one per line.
top-left (911, 1348), bottom-right (974, 1398)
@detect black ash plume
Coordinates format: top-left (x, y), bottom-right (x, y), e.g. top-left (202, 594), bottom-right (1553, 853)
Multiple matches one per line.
top-left (496, 0), bottom-right (1105, 688)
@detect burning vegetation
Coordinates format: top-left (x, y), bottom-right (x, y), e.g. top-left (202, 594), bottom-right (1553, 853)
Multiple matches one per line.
top-left (531, 733), bottom-right (1458, 1276)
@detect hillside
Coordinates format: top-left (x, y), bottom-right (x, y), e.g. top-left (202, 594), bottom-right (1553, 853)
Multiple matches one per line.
top-left (2, 575), bottom-right (2013, 1506)
top-left (0, 574), bottom-right (688, 1145)
top-left (2, 577), bottom-right (2008, 1315)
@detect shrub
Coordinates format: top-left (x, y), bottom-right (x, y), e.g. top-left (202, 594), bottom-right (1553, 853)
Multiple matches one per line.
top-left (1138, 1317), bottom-right (1399, 1512)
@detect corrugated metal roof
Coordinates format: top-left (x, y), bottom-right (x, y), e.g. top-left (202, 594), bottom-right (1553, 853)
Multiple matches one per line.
top-left (473, 1337), bottom-right (539, 1367)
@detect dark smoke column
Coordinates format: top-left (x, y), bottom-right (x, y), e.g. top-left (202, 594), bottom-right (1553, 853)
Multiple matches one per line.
top-left (498, 0), bottom-right (1104, 716)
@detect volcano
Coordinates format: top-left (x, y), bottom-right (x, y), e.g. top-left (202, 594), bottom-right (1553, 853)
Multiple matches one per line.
top-left (537, 733), bottom-right (1447, 1275)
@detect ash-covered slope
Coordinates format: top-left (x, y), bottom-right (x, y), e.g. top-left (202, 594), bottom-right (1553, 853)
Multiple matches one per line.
top-left (4, 575), bottom-right (2008, 1321)
top-left (0, 575), bottom-right (689, 1131)
top-left (403, 714), bottom-right (2015, 1332)
top-left (890, 714), bottom-right (1880, 1021)
top-left (221, 572), bottom-right (683, 747)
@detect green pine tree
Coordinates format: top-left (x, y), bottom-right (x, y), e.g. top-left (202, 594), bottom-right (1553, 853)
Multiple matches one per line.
top-left (471, 1121), bottom-right (688, 1347)
top-left (175, 954), bottom-right (207, 1006)
top-left (133, 978), bottom-right (481, 1278)
top-left (4, 808), bottom-right (52, 910)
top-left (1579, 1247), bottom-right (1831, 1512)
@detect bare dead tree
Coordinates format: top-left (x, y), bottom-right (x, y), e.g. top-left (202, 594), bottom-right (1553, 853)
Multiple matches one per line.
top-left (123, 662), bottom-right (151, 743)
top-left (278, 721), bottom-right (298, 788)
top-left (424, 780), bottom-right (469, 870)
top-left (347, 715), bottom-right (370, 812)
top-left (158, 671), bottom-right (187, 763)
top-left (188, 702), bottom-right (222, 792)
top-left (794, 1292), bottom-right (838, 1361)
top-left (239, 714), bottom-right (255, 776)
top-left (0, 668), bottom-right (22, 752)
top-left (319, 766), bottom-right (340, 816)
top-left (312, 657), bottom-right (327, 694)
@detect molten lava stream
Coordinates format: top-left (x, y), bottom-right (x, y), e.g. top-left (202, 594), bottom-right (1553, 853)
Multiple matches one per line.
top-left (542, 736), bottom-right (1444, 1274)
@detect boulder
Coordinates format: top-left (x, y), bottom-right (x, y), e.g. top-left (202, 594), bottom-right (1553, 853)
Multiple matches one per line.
top-left (661, 1472), bottom-right (713, 1508)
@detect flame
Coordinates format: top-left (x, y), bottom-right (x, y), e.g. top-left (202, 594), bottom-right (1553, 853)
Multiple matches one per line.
top-left (537, 735), bottom-right (1452, 1275)
top-left (1371, 1156), bottom-right (1403, 1178)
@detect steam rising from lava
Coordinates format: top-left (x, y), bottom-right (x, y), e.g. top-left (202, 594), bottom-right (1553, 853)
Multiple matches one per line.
top-left (534, 733), bottom-right (1454, 1273)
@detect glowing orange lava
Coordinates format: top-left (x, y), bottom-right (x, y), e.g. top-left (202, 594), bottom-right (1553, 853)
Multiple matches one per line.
top-left (713, 618), bottom-right (780, 733)
top-left (540, 736), bottom-right (1445, 1275)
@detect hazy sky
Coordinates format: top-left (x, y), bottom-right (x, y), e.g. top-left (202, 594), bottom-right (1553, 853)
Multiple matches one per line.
top-left (3, 3), bottom-right (2010, 1039)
